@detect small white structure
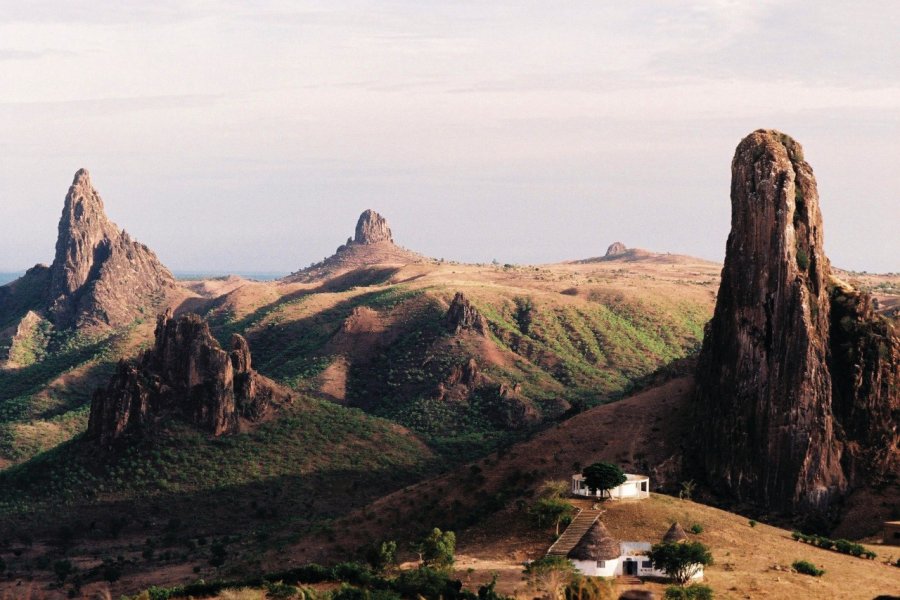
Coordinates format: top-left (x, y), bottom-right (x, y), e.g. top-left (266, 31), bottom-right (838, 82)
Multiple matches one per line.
top-left (571, 473), bottom-right (650, 499)
top-left (566, 520), bottom-right (704, 581)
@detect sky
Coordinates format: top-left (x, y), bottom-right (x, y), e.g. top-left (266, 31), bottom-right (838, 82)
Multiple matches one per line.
top-left (1, 1), bottom-right (898, 273)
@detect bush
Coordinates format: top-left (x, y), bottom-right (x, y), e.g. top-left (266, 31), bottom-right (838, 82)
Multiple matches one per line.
top-left (393, 567), bottom-right (463, 600)
top-left (748, 520), bottom-right (757, 528)
top-left (793, 532), bottom-right (876, 560)
top-left (792, 560), bottom-right (825, 577)
top-left (689, 524), bottom-right (704, 535)
top-left (333, 562), bottom-right (374, 587)
top-left (649, 542), bottom-right (713, 584)
top-left (664, 584), bottom-right (714, 600)
top-left (419, 528), bottom-right (456, 570)
top-left (364, 540), bottom-right (398, 574)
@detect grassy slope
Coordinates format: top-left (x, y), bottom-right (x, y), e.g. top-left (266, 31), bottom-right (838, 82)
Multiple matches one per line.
top-left (0, 322), bottom-right (149, 466)
top-left (200, 259), bottom-right (716, 462)
top-left (0, 394), bottom-right (438, 595)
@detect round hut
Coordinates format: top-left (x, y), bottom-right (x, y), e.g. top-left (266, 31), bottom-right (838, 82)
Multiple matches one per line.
top-left (663, 522), bottom-right (689, 543)
top-left (567, 519), bottom-right (621, 577)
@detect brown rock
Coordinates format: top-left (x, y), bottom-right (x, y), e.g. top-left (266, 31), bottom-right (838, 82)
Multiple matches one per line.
top-left (443, 292), bottom-right (488, 334)
top-left (828, 280), bottom-right (900, 483)
top-left (605, 242), bottom-right (627, 257)
top-left (694, 130), bottom-right (845, 512)
top-left (87, 310), bottom-right (291, 446)
top-left (354, 209), bottom-right (393, 245)
top-left (47, 169), bottom-right (175, 329)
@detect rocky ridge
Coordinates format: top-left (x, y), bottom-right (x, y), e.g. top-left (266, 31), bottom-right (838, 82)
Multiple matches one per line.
top-left (694, 129), bottom-right (898, 515)
top-left (87, 310), bottom-right (291, 446)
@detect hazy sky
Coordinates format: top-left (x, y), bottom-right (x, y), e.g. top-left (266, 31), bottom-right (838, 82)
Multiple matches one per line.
top-left (1, 1), bottom-right (898, 273)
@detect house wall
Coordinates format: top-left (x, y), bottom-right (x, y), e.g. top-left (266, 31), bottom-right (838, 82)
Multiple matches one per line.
top-left (571, 475), bottom-right (650, 499)
top-left (884, 523), bottom-right (900, 546)
top-left (572, 558), bottom-right (618, 578)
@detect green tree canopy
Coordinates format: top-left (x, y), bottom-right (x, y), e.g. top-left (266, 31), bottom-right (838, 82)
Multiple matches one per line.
top-left (649, 541), bottom-right (714, 585)
top-left (581, 462), bottom-right (626, 497)
top-left (531, 497), bottom-right (576, 534)
top-left (419, 528), bottom-right (456, 571)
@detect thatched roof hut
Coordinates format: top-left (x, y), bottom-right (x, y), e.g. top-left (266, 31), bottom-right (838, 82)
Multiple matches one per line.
top-left (568, 520), bottom-right (621, 561)
top-left (663, 522), bottom-right (688, 543)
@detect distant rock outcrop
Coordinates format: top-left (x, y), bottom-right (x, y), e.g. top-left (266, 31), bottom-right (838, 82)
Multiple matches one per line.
top-left (605, 242), bottom-right (627, 257)
top-left (46, 169), bottom-right (176, 329)
top-left (286, 210), bottom-right (425, 282)
top-left (354, 209), bottom-right (393, 245)
top-left (694, 129), bottom-right (898, 515)
top-left (443, 292), bottom-right (488, 334)
top-left (87, 310), bottom-right (291, 446)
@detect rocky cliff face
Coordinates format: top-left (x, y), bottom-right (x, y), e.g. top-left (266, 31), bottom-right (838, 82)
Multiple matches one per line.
top-left (695, 129), bottom-right (898, 514)
top-left (87, 310), bottom-right (291, 446)
top-left (605, 242), bottom-right (627, 257)
top-left (354, 209), bottom-right (393, 245)
top-left (47, 169), bottom-right (175, 329)
top-left (828, 281), bottom-right (900, 484)
top-left (443, 292), bottom-right (488, 334)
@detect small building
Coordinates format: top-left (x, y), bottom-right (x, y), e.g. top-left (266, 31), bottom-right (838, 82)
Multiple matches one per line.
top-left (571, 473), bottom-right (650, 500)
top-left (884, 521), bottom-right (900, 546)
top-left (565, 520), bottom-right (704, 581)
top-left (567, 520), bottom-right (621, 577)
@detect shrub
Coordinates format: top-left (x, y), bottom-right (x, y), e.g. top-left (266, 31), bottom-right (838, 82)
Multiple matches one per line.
top-left (689, 524), bottom-right (704, 535)
top-left (792, 560), bottom-right (825, 577)
top-left (748, 520), bottom-right (757, 528)
top-left (796, 248), bottom-right (810, 271)
top-left (333, 562), bottom-right (374, 587)
top-left (664, 584), bottom-right (714, 600)
top-left (649, 542), bottom-right (714, 584)
top-left (419, 528), bottom-right (456, 570)
top-left (365, 540), bottom-right (398, 575)
top-left (393, 566), bottom-right (462, 600)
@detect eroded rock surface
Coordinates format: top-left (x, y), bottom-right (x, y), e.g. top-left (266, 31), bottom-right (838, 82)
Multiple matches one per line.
top-left (443, 292), bottom-right (488, 334)
top-left (605, 242), bottom-right (627, 257)
top-left (47, 169), bottom-right (176, 329)
top-left (87, 310), bottom-right (291, 446)
top-left (694, 129), bottom-right (898, 514)
top-left (354, 209), bottom-right (393, 245)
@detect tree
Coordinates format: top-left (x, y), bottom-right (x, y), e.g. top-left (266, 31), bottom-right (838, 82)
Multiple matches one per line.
top-left (524, 555), bottom-right (576, 600)
top-left (649, 542), bottom-right (713, 585)
top-left (531, 497), bottom-right (576, 535)
top-left (365, 540), bottom-right (398, 574)
top-left (581, 463), bottom-right (626, 498)
top-left (419, 528), bottom-right (456, 570)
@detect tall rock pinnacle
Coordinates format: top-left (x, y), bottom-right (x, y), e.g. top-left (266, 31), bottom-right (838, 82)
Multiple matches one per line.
top-left (354, 209), bottom-right (393, 245)
top-left (694, 130), bottom-right (846, 512)
top-left (46, 169), bottom-right (175, 328)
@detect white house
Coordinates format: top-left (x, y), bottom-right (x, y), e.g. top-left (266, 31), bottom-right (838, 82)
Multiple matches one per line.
top-left (571, 473), bottom-right (650, 500)
top-left (565, 520), bottom-right (704, 581)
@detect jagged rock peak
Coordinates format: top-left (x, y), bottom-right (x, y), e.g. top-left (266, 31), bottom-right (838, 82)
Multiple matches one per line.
top-left (443, 292), bottom-right (487, 334)
top-left (605, 242), bottom-right (627, 257)
top-left (354, 209), bottom-right (393, 245)
top-left (87, 310), bottom-right (291, 446)
top-left (46, 169), bottom-right (175, 329)
top-left (694, 129), bottom-right (845, 512)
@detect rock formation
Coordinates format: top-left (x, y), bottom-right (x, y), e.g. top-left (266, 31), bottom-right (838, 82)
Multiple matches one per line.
top-left (46, 169), bottom-right (176, 329)
top-left (443, 292), bottom-right (488, 334)
top-left (694, 129), bottom-right (898, 515)
top-left (354, 209), bottom-right (393, 245)
top-left (286, 209), bottom-right (425, 282)
top-left (605, 242), bottom-right (627, 257)
top-left (87, 310), bottom-right (291, 446)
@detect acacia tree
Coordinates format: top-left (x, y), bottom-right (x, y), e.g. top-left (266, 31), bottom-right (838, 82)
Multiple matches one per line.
top-left (648, 541), bottom-right (713, 584)
top-left (524, 555), bottom-right (576, 600)
top-left (532, 480), bottom-right (575, 534)
top-left (419, 528), bottom-right (456, 571)
top-left (581, 463), bottom-right (626, 498)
